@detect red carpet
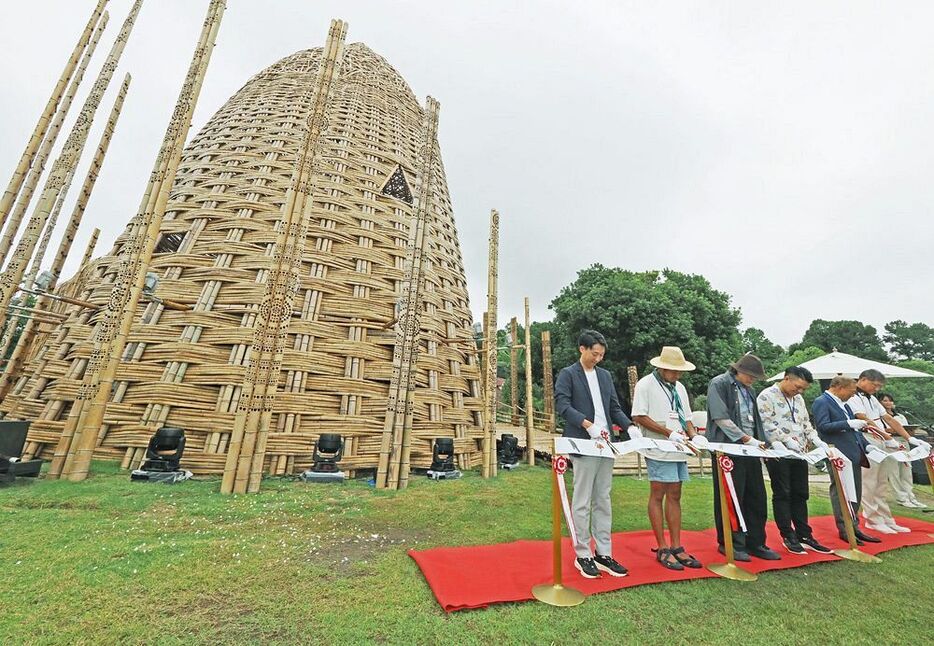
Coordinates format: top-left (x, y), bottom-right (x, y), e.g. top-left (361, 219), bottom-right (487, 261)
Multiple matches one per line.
top-left (408, 515), bottom-right (934, 612)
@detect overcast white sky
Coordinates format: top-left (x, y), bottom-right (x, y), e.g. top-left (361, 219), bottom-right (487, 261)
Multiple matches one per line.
top-left (2, 0), bottom-right (932, 346)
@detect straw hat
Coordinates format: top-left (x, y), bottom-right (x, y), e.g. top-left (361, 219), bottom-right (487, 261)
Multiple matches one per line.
top-left (649, 346), bottom-right (696, 372)
top-left (731, 353), bottom-right (766, 380)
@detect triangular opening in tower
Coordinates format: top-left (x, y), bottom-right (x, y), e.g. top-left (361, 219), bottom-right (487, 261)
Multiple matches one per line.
top-left (381, 165), bottom-right (414, 204)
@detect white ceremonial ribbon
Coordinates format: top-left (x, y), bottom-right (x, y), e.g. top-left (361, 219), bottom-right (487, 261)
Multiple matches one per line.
top-left (555, 467), bottom-right (579, 547)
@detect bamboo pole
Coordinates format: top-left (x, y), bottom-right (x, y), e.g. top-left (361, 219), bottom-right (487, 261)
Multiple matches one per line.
top-left (509, 317), bottom-right (518, 425)
top-left (523, 297), bottom-right (534, 465)
top-left (0, 12), bottom-right (109, 270)
top-left (481, 209), bottom-right (500, 478)
top-left (222, 16), bottom-right (343, 494)
top-left (57, 0), bottom-right (224, 483)
top-left (393, 97), bottom-right (442, 490)
top-left (627, 365), bottom-right (642, 478)
top-left (541, 329), bottom-right (554, 431)
top-left (0, 0), bottom-right (142, 338)
top-left (0, 0), bottom-right (107, 234)
top-left (0, 77), bottom-right (128, 403)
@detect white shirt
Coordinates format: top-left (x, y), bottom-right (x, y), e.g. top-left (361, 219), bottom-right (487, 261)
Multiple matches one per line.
top-left (584, 368), bottom-right (608, 431)
top-left (847, 392), bottom-right (886, 427)
top-left (632, 373), bottom-right (690, 462)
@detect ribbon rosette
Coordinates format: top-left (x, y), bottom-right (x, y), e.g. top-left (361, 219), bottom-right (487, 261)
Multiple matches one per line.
top-left (718, 454), bottom-right (734, 473)
top-left (552, 455), bottom-right (568, 475)
top-left (831, 457), bottom-right (845, 472)
top-left (717, 453), bottom-right (746, 532)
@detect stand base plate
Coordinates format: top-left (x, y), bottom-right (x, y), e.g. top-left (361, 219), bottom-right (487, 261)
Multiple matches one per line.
top-left (531, 583), bottom-right (586, 607)
top-left (299, 470), bottom-right (346, 483)
top-left (833, 548), bottom-right (882, 563)
top-left (707, 561), bottom-right (758, 581)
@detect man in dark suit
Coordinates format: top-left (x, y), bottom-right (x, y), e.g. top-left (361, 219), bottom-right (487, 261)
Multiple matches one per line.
top-left (555, 330), bottom-right (634, 579)
top-left (812, 375), bottom-right (881, 545)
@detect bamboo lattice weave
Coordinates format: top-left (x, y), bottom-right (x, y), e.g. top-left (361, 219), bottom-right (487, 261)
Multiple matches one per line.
top-left (3, 43), bottom-right (483, 479)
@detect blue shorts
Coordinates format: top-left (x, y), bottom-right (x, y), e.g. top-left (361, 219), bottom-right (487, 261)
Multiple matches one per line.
top-left (645, 458), bottom-right (689, 483)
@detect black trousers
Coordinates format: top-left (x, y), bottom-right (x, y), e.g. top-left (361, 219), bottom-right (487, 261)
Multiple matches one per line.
top-left (713, 455), bottom-right (768, 552)
top-left (765, 458), bottom-right (812, 540)
top-left (829, 458), bottom-right (863, 535)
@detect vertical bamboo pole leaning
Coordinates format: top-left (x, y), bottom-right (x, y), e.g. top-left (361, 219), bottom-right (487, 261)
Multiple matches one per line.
top-left (627, 365), bottom-right (642, 478)
top-left (58, 0), bottom-right (225, 483)
top-left (222, 17), bottom-right (345, 495)
top-left (0, 0), bottom-right (107, 233)
top-left (375, 97), bottom-right (440, 489)
top-left (0, 77), bottom-right (128, 403)
top-left (481, 209), bottom-right (500, 478)
top-left (541, 329), bottom-right (554, 431)
top-left (523, 297), bottom-right (534, 465)
top-left (509, 317), bottom-right (518, 425)
top-left (0, 0), bottom-right (142, 337)
top-left (392, 98), bottom-right (442, 491)
top-left (0, 12), bottom-right (109, 269)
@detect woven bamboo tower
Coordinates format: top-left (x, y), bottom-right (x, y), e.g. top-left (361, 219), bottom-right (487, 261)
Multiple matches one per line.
top-left (2, 31), bottom-right (484, 490)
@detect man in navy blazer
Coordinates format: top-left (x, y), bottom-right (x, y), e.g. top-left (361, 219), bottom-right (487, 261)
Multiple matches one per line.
top-left (812, 375), bottom-right (880, 544)
top-left (555, 330), bottom-right (634, 579)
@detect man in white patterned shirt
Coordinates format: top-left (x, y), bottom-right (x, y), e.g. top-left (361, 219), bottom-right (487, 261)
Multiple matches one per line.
top-left (757, 366), bottom-right (832, 554)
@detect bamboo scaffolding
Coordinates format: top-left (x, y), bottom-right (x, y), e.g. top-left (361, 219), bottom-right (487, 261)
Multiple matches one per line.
top-left (0, 77), bottom-right (128, 403)
top-left (481, 209), bottom-right (500, 478)
top-left (0, 0), bottom-right (142, 338)
top-left (523, 297), bottom-right (534, 465)
top-left (58, 0), bottom-right (223, 482)
top-left (222, 16), bottom-right (344, 495)
top-left (541, 329), bottom-right (554, 431)
top-left (0, 0), bottom-right (107, 235)
top-left (0, 12), bottom-right (109, 270)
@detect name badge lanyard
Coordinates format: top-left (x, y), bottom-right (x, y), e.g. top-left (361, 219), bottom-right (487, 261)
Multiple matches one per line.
top-left (654, 371), bottom-right (686, 430)
top-left (783, 394), bottom-right (797, 423)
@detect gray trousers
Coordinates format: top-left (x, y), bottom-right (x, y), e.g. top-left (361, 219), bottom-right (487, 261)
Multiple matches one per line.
top-left (570, 455), bottom-right (614, 559)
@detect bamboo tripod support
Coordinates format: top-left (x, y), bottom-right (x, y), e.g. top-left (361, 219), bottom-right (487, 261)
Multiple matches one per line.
top-left (481, 209), bottom-right (500, 478)
top-left (0, 76), bottom-right (128, 403)
top-left (541, 330), bottom-right (554, 431)
top-left (707, 452), bottom-right (758, 581)
top-left (55, 0), bottom-right (225, 483)
top-left (523, 297), bottom-right (534, 465)
top-left (375, 96), bottom-right (441, 491)
top-left (222, 17), bottom-right (345, 494)
top-left (0, 0), bottom-right (107, 234)
top-left (531, 441), bottom-right (585, 606)
top-left (0, 12), bottom-right (109, 269)
top-left (0, 0), bottom-right (142, 337)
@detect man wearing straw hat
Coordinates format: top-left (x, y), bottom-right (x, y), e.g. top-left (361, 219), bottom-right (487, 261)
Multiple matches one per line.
top-left (555, 330), bottom-right (634, 579)
top-left (631, 346), bottom-right (708, 570)
top-left (706, 353), bottom-right (781, 561)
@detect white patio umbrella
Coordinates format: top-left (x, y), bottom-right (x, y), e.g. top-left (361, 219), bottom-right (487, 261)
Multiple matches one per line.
top-left (768, 350), bottom-right (933, 381)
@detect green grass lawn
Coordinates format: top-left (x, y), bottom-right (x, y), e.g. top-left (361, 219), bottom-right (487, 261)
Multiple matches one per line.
top-left (1, 461), bottom-right (932, 645)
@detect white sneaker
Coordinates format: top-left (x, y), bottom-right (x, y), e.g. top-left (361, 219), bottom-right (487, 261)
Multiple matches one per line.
top-left (886, 522), bottom-right (911, 533)
top-left (896, 499), bottom-right (920, 508)
top-left (911, 499), bottom-right (928, 509)
top-left (864, 522), bottom-right (897, 534)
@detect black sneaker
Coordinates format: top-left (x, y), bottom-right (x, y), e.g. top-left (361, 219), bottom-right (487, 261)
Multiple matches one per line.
top-left (575, 557), bottom-right (601, 579)
top-left (798, 535), bottom-right (832, 554)
top-left (782, 537), bottom-right (806, 555)
top-left (594, 554), bottom-right (628, 577)
top-left (748, 545), bottom-right (782, 560)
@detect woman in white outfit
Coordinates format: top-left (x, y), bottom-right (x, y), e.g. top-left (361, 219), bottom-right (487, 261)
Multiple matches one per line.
top-left (879, 393), bottom-right (927, 509)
